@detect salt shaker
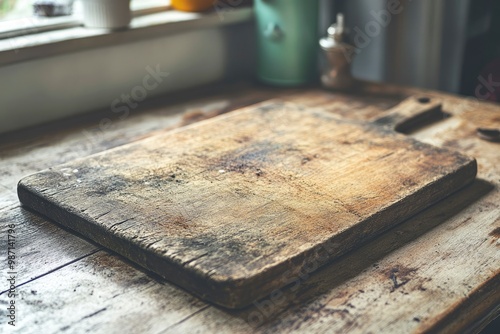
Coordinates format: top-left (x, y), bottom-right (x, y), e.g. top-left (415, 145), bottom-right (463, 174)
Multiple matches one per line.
top-left (319, 13), bottom-right (358, 91)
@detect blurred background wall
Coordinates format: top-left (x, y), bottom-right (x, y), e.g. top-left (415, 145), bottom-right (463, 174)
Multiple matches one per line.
top-left (324, 0), bottom-right (499, 99)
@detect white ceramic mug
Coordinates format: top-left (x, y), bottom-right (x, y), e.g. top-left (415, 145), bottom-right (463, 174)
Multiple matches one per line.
top-left (80, 0), bottom-right (131, 30)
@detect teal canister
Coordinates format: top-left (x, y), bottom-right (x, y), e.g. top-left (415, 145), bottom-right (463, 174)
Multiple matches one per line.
top-left (255, 0), bottom-right (319, 86)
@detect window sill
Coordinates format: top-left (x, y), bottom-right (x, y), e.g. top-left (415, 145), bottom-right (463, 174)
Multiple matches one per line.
top-left (0, 6), bottom-right (253, 67)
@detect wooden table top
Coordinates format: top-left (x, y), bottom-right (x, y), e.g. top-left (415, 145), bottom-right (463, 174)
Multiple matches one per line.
top-left (0, 81), bottom-right (498, 333)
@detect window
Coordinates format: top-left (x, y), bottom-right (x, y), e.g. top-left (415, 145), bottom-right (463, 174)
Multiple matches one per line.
top-left (0, 0), bottom-right (170, 37)
top-left (0, 0), bottom-right (170, 19)
top-left (1, 0), bottom-right (32, 21)
top-left (132, 0), bottom-right (171, 11)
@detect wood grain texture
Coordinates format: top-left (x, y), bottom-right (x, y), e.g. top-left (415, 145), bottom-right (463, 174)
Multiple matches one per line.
top-left (0, 205), bottom-right (100, 287)
top-left (17, 99), bottom-right (476, 308)
top-left (0, 82), bottom-right (498, 333)
top-left (6, 251), bottom-right (209, 334)
top-left (0, 185), bottom-right (16, 211)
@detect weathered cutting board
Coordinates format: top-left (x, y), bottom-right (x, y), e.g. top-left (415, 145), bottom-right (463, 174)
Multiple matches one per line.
top-left (18, 96), bottom-right (477, 308)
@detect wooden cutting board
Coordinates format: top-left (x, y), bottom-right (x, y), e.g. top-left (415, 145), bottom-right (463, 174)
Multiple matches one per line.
top-left (18, 96), bottom-right (476, 308)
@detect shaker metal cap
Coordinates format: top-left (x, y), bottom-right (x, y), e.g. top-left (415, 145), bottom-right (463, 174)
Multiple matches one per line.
top-left (320, 13), bottom-right (351, 50)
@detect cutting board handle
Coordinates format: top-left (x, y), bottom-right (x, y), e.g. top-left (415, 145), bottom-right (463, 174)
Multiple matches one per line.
top-left (372, 96), bottom-right (443, 133)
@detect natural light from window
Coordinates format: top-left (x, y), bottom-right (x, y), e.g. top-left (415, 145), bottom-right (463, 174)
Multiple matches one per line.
top-left (0, 0), bottom-right (170, 22)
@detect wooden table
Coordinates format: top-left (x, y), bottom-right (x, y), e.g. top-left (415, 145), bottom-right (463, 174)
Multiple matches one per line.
top-left (0, 82), bottom-right (499, 333)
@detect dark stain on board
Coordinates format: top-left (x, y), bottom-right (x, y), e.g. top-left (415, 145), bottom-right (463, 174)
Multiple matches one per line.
top-left (175, 231), bottom-right (275, 273)
top-left (84, 175), bottom-right (129, 197)
top-left (258, 102), bottom-right (286, 113)
top-left (234, 136), bottom-right (251, 144)
top-left (209, 140), bottom-right (281, 175)
top-left (489, 227), bottom-right (500, 239)
top-left (382, 265), bottom-right (418, 292)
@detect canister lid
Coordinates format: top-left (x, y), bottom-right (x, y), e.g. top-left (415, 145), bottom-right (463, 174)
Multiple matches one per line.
top-left (320, 13), bottom-right (352, 50)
